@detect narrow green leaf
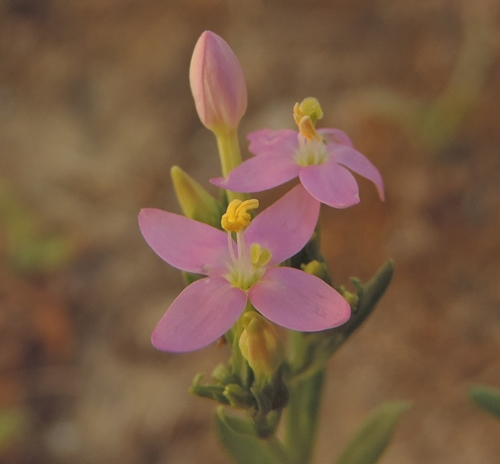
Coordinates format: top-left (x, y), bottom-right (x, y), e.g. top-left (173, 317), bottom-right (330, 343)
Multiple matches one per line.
top-left (215, 407), bottom-right (277, 464)
top-left (469, 385), bottom-right (500, 419)
top-left (335, 401), bottom-right (411, 464)
top-left (325, 259), bottom-right (395, 357)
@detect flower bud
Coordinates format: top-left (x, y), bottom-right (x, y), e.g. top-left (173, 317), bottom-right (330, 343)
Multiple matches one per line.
top-left (301, 259), bottom-right (330, 283)
top-left (189, 31), bottom-right (247, 133)
top-left (239, 312), bottom-right (284, 379)
top-left (170, 165), bottom-right (224, 228)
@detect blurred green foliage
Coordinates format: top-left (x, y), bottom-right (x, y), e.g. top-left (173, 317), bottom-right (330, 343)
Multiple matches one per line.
top-left (0, 180), bottom-right (75, 274)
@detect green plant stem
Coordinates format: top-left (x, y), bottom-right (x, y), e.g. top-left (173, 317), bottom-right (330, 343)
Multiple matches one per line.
top-left (265, 435), bottom-right (293, 464)
top-left (285, 370), bottom-right (325, 464)
top-left (285, 331), bottom-right (325, 464)
top-left (215, 128), bottom-right (246, 203)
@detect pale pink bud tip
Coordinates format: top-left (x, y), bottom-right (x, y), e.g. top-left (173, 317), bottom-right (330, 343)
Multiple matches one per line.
top-left (189, 31), bottom-right (247, 132)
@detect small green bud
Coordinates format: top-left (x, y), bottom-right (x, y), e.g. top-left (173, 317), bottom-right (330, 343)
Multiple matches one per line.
top-left (339, 285), bottom-right (359, 308)
top-left (301, 259), bottom-right (330, 282)
top-left (170, 166), bottom-right (224, 228)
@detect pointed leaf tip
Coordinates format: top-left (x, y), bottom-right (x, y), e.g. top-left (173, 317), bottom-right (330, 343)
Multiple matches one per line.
top-left (334, 400), bottom-right (411, 464)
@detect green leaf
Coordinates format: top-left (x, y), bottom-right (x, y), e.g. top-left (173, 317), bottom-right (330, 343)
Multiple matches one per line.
top-left (324, 259), bottom-right (395, 358)
top-left (215, 407), bottom-right (278, 464)
top-left (0, 409), bottom-right (23, 452)
top-left (334, 401), bottom-right (411, 464)
top-left (469, 385), bottom-right (500, 419)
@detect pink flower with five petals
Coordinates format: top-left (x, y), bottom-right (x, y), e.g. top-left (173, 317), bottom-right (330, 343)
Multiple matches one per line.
top-left (212, 127), bottom-right (385, 209)
top-left (139, 184), bottom-right (350, 352)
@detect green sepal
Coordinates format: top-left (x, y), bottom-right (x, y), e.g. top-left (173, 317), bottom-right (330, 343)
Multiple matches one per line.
top-left (334, 400), bottom-right (412, 464)
top-left (182, 271), bottom-right (205, 285)
top-left (189, 374), bottom-right (229, 405)
top-left (469, 385), bottom-right (500, 419)
top-left (223, 383), bottom-right (256, 409)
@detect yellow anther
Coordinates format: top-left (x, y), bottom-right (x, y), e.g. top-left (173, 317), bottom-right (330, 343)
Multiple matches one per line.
top-left (250, 243), bottom-right (261, 265)
top-left (294, 97), bottom-right (323, 124)
top-left (294, 97), bottom-right (324, 141)
top-left (250, 243), bottom-right (272, 267)
top-left (298, 116), bottom-right (322, 141)
top-left (293, 102), bottom-right (303, 127)
top-left (221, 199), bottom-right (259, 233)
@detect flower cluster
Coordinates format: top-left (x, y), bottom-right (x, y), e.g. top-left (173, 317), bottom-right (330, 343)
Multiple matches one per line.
top-left (139, 31), bottom-right (384, 355)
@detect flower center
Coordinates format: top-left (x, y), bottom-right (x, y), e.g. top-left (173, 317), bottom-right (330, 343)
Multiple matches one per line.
top-left (293, 97), bottom-right (329, 167)
top-left (221, 199), bottom-right (272, 290)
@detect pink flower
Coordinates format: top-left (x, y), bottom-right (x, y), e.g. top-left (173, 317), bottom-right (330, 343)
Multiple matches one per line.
top-left (190, 31), bottom-right (247, 132)
top-left (139, 185), bottom-right (350, 352)
top-left (211, 100), bottom-right (384, 208)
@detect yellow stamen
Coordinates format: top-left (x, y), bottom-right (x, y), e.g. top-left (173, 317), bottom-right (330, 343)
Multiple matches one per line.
top-left (221, 199), bottom-right (259, 233)
top-left (293, 97), bottom-right (324, 141)
top-left (250, 243), bottom-right (272, 267)
top-left (298, 116), bottom-right (322, 141)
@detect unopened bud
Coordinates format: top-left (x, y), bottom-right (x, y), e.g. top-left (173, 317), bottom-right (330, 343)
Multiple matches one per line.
top-left (239, 312), bottom-right (284, 378)
top-left (189, 31), bottom-right (247, 133)
top-left (171, 165), bottom-right (224, 228)
top-left (301, 259), bottom-right (330, 283)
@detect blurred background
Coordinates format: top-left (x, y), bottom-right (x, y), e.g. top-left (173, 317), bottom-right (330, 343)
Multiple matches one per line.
top-left (1, 0), bottom-right (500, 462)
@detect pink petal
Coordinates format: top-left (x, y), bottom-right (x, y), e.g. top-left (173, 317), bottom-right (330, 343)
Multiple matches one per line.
top-left (244, 184), bottom-right (320, 266)
top-left (152, 277), bottom-right (247, 352)
top-left (247, 129), bottom-right (298, 156)
top-left (299, 158), bottom-right (360, 208)
top-left (249, 267), bottom-right (350, 331)
top-left (139, 208), bottom-right (230, 276)
top-left (318, 128), bottom-right (354, 148)
top-left (331, 145), bottom-right (385, 201)
top-left (211, 152), bottom-right (300, 192)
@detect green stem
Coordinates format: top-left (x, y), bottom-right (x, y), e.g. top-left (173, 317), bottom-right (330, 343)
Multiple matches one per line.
top-left (214, 128), bottom-right (246, 202)
top-left (285, 331), bottom-right (326, 464)
top-left (286, 370), bottom-right (325, 464)
top-left (265, 435), bottom-right (292, 464)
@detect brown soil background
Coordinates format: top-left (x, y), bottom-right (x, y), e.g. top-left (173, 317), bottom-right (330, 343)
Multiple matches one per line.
top-left (1, 0), bottom-right (500, 463)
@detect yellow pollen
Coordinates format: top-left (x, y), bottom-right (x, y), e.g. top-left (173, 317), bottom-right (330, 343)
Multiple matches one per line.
top-left (294, 98), bottom-right (324, 141)
top-left (221, 199), bottom-right (259, 233)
